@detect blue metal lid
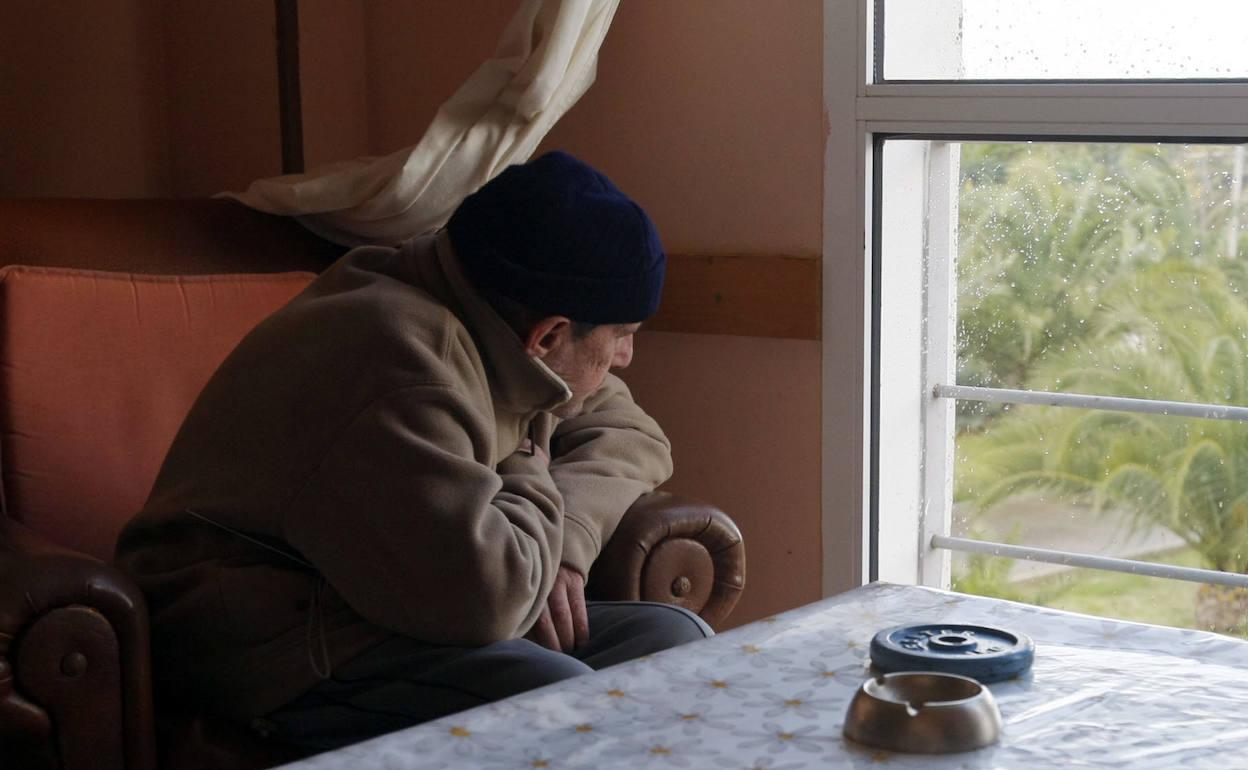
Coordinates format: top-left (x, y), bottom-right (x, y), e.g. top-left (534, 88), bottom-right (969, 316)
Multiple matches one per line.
top-left (870, 624), bottom-right (1035, 684)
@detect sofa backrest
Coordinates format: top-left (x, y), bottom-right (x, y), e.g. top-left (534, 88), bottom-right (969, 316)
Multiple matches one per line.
top-left (0, 199), bottom-right (342, 560)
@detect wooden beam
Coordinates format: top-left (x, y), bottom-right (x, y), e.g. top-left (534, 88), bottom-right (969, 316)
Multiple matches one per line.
top-left (275, 0), bottom-right (304, 174)
top-left (647, 254), bottom-right (821, 340)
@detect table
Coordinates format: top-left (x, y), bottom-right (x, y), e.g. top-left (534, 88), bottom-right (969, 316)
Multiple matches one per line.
top-left (279, 582), bottom-right (1248, 769)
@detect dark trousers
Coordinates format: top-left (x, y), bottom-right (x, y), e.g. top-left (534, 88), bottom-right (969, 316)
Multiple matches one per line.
top-left (264, 601), bottom-right (713, 753)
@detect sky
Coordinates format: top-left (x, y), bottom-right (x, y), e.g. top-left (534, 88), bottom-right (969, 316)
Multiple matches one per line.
top-left (890, 0), bottom-right (1248, 79)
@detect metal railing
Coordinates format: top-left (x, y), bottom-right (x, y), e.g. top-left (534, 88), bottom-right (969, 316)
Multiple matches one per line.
top-left (932, 383), bottom-right (1248, 588)
top-left (931, 535), bottom-right (1248, 589)
top-left (935, 383), bottom-right (1248, 422)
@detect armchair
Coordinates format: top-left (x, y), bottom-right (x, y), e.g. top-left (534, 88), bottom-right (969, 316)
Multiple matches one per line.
top-left (0, 199), bottom-right (745, 770)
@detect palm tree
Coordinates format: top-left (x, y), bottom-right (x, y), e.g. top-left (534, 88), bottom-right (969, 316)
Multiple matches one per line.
top-left (953, 140), bottom-right (1248, 629)
top-left (956, 143), bottom-right (1198, 403)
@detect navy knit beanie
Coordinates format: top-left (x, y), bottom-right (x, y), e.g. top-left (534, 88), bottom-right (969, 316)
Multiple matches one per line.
top-left (447, 151), bottom-right (665, 325)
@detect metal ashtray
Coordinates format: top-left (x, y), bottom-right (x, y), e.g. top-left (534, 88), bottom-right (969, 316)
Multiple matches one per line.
top-left (843, 672), bottom-right (1002, 754)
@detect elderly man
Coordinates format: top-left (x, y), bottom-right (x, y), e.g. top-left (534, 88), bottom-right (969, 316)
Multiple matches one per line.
top-left (114, 152), bottom-right (710, 752)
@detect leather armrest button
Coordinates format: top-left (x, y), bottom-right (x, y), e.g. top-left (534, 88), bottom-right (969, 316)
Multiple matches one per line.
top-left (671, 576), bottom-right (692, 597)
top-left (60, 652), bottom-right (88, 678)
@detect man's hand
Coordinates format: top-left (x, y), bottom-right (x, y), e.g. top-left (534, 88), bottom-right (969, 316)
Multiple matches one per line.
top-left (528, 564), bottom-right (589, 652)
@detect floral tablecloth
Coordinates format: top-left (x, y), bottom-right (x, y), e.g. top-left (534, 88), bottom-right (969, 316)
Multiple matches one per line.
top-left (279, 582), bottom-right (1248, 769)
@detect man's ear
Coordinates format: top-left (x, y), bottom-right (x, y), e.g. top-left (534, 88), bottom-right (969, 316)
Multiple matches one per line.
top-left (524, 316), bottom-right (574, 359)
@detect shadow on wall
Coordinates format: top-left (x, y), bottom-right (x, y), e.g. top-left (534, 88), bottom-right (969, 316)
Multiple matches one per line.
top-left (622, 331), bottom-right (822, 628)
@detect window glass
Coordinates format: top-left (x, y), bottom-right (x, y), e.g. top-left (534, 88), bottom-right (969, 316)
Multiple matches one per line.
top-left (882, 0), bottom-right (1248, 80)
top-left (956, 142), bottom-right (1248, 402)
top-left (881, 138), bottom-right (1248, 636)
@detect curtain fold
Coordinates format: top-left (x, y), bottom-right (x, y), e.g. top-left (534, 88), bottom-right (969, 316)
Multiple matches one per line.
top-left (219, 0), bottom-right (620, 247)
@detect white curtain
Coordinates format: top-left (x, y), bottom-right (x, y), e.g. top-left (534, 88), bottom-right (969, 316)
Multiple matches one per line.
top-left (220, 0), bottom-right (620, 247)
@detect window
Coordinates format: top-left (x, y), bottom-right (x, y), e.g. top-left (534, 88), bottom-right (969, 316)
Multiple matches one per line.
top-left (823, 1), bottom-right (1248, 637)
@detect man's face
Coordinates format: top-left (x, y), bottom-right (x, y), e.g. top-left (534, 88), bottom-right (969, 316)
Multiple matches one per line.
top-left (544, 323), bottom-right (639, 417)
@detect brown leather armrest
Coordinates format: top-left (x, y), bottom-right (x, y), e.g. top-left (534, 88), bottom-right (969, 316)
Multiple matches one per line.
top-left (0, 517), bottom-right (157, 770)
top-left (587, 492), bottom-right (745, 628)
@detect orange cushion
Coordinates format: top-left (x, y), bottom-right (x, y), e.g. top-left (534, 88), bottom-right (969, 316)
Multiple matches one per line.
top-left (0, 266), bottom-right (314, 560)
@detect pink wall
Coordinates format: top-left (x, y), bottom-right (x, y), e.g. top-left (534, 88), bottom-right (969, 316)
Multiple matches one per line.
top-left (1, 1), bottom-right (281, 198)
top-left (623, 333), bottom-right (823, 626)
top-left (161, 3), bottom-right (282, 196)
top-left (299, 1), bottom-right (370, 170)
top-left (1, 1), bottom-right (169, 197)
top-left (360, 0), bottom-right (513, 158)
top-left (541, 3), bottom-right (824, 257)
top-left (351, 1), bottom-right (823, 256)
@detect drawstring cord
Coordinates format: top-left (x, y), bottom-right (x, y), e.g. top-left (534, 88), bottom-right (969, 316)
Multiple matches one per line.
top-left (184, 508), bottom-right (314, 569)
top-left (184, 508), bottom-right (333, 680)
top-left (306, 576), bottom-right (334, 679)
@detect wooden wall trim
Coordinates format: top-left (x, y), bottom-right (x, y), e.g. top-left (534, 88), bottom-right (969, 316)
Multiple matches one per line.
top-left (647, 254), bottom-right (820, 340)
top-left (275, 0), bottom-right (304, 174)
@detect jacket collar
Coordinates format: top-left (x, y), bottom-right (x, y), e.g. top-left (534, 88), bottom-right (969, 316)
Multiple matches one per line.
top-left (420, 232), bottom-right (571, 415)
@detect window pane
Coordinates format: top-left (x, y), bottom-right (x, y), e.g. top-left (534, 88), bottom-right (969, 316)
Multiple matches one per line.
top-left (954, 142), bottom-right (1248, 403)
top-left (945, 139), bottom-right (1248, 636)
top-left (878, 138), bottom-right (1248, 632)
top-left (882, 0), bottom-right (1248, 80)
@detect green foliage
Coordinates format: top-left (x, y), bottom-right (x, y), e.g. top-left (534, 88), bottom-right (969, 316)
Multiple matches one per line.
top-left (950, 525), bottom-right (1033, 603)
top-left (958, 262), bottom-right (1248, 573)
top-left (956, 142), bottom-right (1248, 575)
top-left (951, 552), bottom-right (1024, 602)
top-left (956, 144), bottom-right (1245, 400)
top-left (995, 548), bottom-right (1246, 638)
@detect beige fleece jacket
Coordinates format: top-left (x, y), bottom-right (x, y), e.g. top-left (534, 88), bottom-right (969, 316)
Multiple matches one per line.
top-left (113, 232), bottom-right (672, 718)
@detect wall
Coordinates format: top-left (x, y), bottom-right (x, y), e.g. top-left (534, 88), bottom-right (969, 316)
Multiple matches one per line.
top-left (298, 1), bottom-right (369, 170)
top-left (335, 1), bottom-right (829, 626)
top-left (1, 1), bottom-right (169, 197)
top-left (160, 3), bottom-right (283, 197)
top-left (349, 2), bottom-right (822, 252)
top-left (541, 3), bottom-right (823, 257)
top-left (621, 331), bottom-right (822, 629)
top-left (0, 1), bottom-right (281, 198)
